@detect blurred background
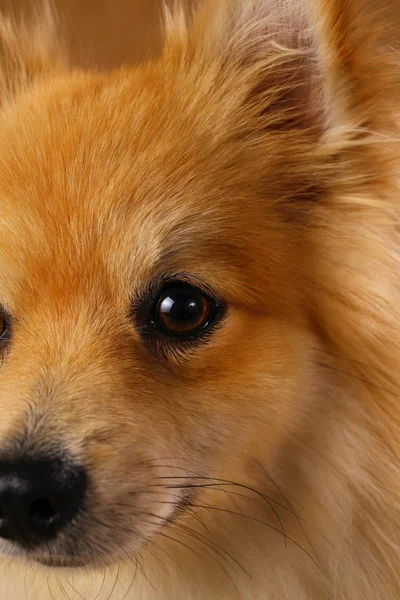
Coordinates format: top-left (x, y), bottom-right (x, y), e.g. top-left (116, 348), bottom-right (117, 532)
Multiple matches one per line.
top-left (0, 0), bottom-right (398, 69)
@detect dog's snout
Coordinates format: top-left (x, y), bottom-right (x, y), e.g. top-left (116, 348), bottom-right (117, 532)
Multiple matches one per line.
top-left (0, 455), bottom-right (87, 546)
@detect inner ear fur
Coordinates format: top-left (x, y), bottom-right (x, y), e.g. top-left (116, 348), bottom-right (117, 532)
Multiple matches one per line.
top-left (163, 0), bottom-right (398, 138)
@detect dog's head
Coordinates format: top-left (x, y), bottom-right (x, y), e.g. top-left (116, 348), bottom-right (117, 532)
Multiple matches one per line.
top-left (0, 0), bottom-right (397, 569)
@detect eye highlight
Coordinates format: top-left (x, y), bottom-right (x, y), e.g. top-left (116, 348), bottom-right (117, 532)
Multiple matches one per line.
top-left (139, 280), bottom-right (224, 342)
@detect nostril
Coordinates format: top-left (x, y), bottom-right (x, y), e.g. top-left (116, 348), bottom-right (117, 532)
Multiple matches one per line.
top-left (29, 498), bottom-right (57, 525)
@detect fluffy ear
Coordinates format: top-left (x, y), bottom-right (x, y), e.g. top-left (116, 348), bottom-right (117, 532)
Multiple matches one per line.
top-left (0, 1), bottom-right (67, 108)
top-left (307, 0), bottom-right (398, 135)
top-left (163, 0), bottom-right (321, 133)
top-left (163, 0), bottom-right (398, 138)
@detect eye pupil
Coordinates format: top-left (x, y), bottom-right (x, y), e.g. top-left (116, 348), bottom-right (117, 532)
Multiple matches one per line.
top-left (156, 286), bottom-right (211, 336)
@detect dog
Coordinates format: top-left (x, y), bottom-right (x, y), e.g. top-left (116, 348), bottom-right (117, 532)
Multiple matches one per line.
top-left (0, 0), bottom-right (399, 598)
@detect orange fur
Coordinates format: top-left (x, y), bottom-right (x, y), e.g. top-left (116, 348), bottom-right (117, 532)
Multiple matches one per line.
top-left (0, 1), bottom-right (399, 598)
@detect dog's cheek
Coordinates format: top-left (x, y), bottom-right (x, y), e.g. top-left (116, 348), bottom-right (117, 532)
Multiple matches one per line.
top-left (147, 314), bottom-right (318, 482)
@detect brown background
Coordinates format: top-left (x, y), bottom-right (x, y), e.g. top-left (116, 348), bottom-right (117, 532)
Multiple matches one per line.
top-left (0, 0), bottom-right (399, 69)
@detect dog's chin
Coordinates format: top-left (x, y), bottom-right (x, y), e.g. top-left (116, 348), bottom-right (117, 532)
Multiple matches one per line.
top-left (31, 545), bottom-right (126, 570)
top-left (30, 534), bottom-right (146, 570)
top-left (0, 546), bottom-right (90, 569)
top-left (36, 555), bottom-right (89, 569)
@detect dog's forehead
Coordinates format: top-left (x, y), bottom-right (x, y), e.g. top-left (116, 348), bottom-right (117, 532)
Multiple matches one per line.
top-left (0, 76), bottom-right (260, 311)
top-left (0, 70), bottom-right (297, 318)
top-left (0, 72), bottom-right (235, 226)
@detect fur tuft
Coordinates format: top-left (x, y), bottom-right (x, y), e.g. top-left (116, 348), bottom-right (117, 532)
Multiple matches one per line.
top-left (0, 1), bottom-right (67, 108)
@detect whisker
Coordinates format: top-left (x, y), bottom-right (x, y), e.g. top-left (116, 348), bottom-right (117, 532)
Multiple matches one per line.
top-left (105, 563), bottom-right (120, 600)
top-left (31, 565), bottom-right (38, 588)
top-left (153, 476), bottom-right (302, 531)
top-left (154, 500), bottom-right (324, 574)
top-left (156, 529), bottom-right (238, 589)
top-left (134, 467), bottom-right (329, 550)
top-left (46, 575), bottom-right (58, 600)
top-left (143, 509), bottom-right (250, 578)
top-left (140, 541), bottom-right (165, 567)
top-left (138, 525), bottom-right (188, 576)
top-left (167, 524), bottom-right (240, 591)
top-left (184, 504), bottom-right (213, 537)
top-left (131, 552), bottom-right (157, 591)
top-left (93, 570), bottom-right (107, 600)
top-left (55, 575), bottom-right (72, 600)
top-left (65, 577), bottom-right (89, 600)
top-left (255, 460), bottom-right (328, 565)
top-left (24, 565), bottom-right (30, 598)
top-left (171, 521), bottom-right (251, 579)
top-left (120, 557), bottom-right (138, 600)
top-left (210, 482), bottom-right (252, 535)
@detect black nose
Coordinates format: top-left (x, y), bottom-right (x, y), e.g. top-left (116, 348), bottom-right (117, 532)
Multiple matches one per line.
top-left (0, 456), bottom-right (87, 547)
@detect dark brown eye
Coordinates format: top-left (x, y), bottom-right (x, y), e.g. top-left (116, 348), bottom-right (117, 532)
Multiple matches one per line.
top-left (149, 283), bottom-right (222, 339)
top-left (0, 313), bottom-right (9, 342)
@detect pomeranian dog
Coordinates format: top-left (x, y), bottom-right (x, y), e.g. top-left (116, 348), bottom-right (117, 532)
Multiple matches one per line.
top-left (0, 0), bottom-right (399, 598)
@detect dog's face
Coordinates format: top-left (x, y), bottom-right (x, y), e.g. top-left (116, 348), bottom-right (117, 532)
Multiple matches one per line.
top-left (0, 0), bottom-right (395, 570)
top-left (0, 64), bottom-right (314, 566)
